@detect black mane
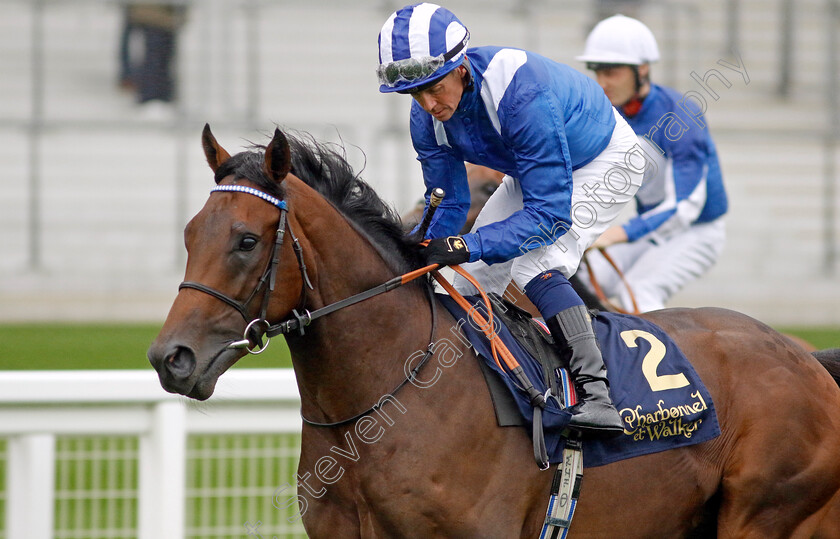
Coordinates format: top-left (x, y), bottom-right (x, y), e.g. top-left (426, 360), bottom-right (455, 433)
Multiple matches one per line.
top-left (214, 130), bottom-right (426, 275)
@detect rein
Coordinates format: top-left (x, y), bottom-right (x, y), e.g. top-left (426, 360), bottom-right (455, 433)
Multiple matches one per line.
top-left (177, 184), bottom-right (443, 428)
top-left (582, 247), bottom-right (640, 315)
top-left (180, 185), bottom-right (550, 467)
top-left (264, 264), bottom-right (438, 338)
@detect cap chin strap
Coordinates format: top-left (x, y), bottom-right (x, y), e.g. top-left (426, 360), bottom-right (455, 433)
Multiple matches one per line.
top-left (620, 65), bottom-right (647, 117)
top-left (463, 60), bottom-right (474, 92)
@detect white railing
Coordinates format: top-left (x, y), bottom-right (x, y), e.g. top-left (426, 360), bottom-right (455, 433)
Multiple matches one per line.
top-left (0, 369), bottom-right (303, 539)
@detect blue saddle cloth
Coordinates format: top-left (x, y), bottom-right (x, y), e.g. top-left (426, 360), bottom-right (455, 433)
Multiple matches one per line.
top-left (437, 294), bottom-right (721, 468)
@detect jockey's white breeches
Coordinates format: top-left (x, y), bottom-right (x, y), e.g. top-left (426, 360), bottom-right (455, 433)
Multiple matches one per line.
top-left (578, 218), bottom-right (726, 312)
top-left (454, 109), bottom-right (644, 296)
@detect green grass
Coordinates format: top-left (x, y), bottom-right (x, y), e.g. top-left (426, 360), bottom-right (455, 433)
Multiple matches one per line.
top-left (0, 323), bottom-right (292, 370)
top-left (777, 327), bottom-right (840, 350)
top-left (0, 323), bottom-right (836, 371)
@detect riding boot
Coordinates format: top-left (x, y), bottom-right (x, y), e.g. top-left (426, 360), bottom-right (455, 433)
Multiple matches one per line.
top-left (545, 305), bottom-right (624, 437)
top-left (524, 269), bottom-right (624, 437)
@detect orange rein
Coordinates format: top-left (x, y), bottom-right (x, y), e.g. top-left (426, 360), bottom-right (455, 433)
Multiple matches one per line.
top-left (582, 247), bottom-right (640, 315)
top-left (432, 267), bottom-right (521, 372)
top-left (402, 258), bottom-right (552, 468)
top-left (400, 262), bottom-right (522, 373)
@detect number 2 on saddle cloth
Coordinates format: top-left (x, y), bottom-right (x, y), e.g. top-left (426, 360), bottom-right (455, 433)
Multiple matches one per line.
top-left (434, 266), bottom-right (721, 470)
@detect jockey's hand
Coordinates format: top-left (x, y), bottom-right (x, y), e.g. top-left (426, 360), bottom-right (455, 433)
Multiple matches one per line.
top-left (591, 226), bottom-right (628, 250)
top-left (419, 236), bottom-right (471, 266)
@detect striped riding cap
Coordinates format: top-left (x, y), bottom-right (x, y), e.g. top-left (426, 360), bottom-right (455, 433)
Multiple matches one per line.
top-left (377, 3), bottom-right (470, 93)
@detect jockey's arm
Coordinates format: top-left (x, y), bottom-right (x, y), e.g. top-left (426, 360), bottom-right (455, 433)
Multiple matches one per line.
top-left (464, 88), bottom-right (576, 265)
top-left (622, 129), bottom-right (709, 244)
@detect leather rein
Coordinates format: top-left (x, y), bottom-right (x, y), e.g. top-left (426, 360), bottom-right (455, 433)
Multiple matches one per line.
top-left (581, 247), bottom-right (640, 315)
top-left (178, 184), bottom-right (439, 427)
top-left (178, 185), bottom-right (315, 351)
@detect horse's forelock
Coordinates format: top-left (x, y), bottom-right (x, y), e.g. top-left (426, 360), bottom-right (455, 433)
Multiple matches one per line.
top-left (213, 150), bottom-right (286, 200)
top-left (208, 131), bottom-right (428, 277)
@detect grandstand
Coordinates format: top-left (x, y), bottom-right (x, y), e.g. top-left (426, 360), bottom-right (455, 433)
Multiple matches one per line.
top-left (1, 0), bottom-right (838, 325)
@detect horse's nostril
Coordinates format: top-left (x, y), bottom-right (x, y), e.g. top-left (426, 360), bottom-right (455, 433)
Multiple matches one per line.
top-left (164, 345), bottom-right (196, 380)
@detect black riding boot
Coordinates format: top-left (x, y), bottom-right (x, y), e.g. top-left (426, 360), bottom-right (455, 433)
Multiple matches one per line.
top-left (546, 304), bottom-right (624, 437)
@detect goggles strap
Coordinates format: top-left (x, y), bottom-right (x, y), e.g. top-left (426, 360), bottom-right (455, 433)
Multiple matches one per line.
top-left (442, 30), bottom-right (469, 63)
top-left (379, 30), bottom-right (470, 87)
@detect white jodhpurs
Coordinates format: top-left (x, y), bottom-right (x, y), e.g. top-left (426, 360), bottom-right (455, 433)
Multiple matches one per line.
top-left (454, 109), bottom-right (645, 296)
top-left (578, 218), bottom-right (726, 313)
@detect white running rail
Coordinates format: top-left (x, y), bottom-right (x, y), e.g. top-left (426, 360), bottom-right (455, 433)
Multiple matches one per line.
top-left (0, 369), bottom-right (301, 539)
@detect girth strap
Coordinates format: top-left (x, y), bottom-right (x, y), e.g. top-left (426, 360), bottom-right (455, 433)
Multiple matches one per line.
top-left (432, 268), bottom-right (551, 469)
top-left (540, 438), bottom-right (583, 539)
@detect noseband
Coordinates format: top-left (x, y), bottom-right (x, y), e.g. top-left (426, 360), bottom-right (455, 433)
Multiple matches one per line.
top-left (179, 184), bottom-right (314, 354)
top-left (179, 183), bottom-right (443, 428)
top-left (179, 184), bottom-right (437, 358)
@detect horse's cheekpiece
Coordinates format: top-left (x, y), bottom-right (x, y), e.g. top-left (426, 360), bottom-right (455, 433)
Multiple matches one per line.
top-left (438, 294), bottom-right (721, 468)
top-left (152, 125), bottom-right (840, 536)
top-left (180, 183), bottom-right (315, 353)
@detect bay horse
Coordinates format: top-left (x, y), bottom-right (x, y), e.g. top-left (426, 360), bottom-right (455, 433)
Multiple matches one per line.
top-left (148, 125), bottom-right (840, 538)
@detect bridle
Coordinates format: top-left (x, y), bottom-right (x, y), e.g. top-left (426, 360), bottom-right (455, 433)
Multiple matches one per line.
top-left (182, 183), bottom-right (428, 352)
top-left (179, 183), bottom-right (555, 456)
top-left (178, 184), bottom-right (440, 428)
top-left (179, 184), bottom-right (314, 354)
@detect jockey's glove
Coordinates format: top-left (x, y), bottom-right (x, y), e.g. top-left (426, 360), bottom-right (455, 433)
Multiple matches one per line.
top-left (419, 236), bottom-right (471, 267)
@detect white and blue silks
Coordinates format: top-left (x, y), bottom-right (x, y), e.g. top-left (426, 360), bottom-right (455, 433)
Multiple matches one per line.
top-left (410, 47), bottom-right (645, 293)
top-left (579, 83), bottom-right (729, 312)
top-left (619, 83), bottom-right (727, 244)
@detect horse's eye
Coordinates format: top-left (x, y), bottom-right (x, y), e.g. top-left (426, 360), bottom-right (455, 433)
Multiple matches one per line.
top-left (238, 235), bottom-right (259, 251)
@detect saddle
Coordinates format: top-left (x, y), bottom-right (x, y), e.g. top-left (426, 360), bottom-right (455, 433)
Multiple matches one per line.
top-left (465, 293), bottom-right (585, 537)
top-left (436, 282), bottom-right (720, 538)
top-left (437, 290), bottom-right (720, 468)
top-left (477, 293), bottom-right (576, 426)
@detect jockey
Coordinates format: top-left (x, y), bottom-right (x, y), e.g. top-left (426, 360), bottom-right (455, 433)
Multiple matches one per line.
top-left (577, 15), bottom-right (729, 312)
top-left (378, 3), bottom-right (646, 436)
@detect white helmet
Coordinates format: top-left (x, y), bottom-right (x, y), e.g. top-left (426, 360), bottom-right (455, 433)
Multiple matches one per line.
top-left (576, 15), bottom-right (659, 66)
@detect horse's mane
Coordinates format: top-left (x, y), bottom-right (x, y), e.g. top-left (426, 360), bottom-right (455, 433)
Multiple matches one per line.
top-left (214, 130), bottom-right (428, 280)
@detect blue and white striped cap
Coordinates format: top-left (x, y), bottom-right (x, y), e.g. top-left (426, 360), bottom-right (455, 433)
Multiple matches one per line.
top-left (377, 3), bottom-right (469, 93)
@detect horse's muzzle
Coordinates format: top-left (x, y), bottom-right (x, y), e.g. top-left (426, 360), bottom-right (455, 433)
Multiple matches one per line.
top-left (147, 343), bottom-right (197, 395)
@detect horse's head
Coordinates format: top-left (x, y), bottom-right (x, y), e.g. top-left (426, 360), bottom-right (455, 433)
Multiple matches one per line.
top-left (148, 124), bottom-right (308, 400)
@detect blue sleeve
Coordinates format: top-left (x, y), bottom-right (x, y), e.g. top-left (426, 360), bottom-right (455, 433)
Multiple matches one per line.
top-left (468, 88), bottom-right (574, 264)
top-left (410, 108), bottom-right (470, 239)
top-left (623, 127), bottom-right (710, 242)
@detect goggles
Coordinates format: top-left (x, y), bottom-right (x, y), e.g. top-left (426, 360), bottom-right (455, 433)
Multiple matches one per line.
top-left (377, 31), bottom-right (470, 89)
top-left (586, 62), bottom-right (630, 71)
top-left (377, 55), bottom-right (445, 87)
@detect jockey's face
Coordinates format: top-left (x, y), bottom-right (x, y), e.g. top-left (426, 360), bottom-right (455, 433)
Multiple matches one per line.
top-left (594, 64), bottom-right (642, 106)
top-left (409, 66), bottom-right (467, 122)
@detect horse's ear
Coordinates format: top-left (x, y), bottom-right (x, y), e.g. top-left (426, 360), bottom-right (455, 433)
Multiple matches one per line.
top-left (264, 128), bottom-right (292, 183)
top-left (201, 123), bottom-right (231, 173)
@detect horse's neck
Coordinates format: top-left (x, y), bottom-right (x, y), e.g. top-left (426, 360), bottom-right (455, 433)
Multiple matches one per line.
top-left (284, 182), bottom-right (436, 423)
